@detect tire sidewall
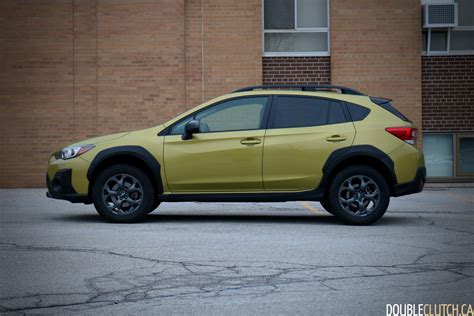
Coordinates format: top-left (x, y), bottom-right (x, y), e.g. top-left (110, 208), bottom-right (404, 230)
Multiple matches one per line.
top-left (148, 199), bottom-right (161, 214)
top-left (328, 165), bottom-right (390, 225)
top-left (320, 199), bottom-right (334, 215)
top-left (92, 164), bottom-right (155, 223)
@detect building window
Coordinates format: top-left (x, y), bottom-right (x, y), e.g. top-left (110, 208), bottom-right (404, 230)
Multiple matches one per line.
top-left (422, 0), bottom-right (474, 55)
top-left (457, 135), bottom-right (474, 176)
top-left (423, 134), bottom-right (454, 177)
top-left (423, 133), bottom-right (474, 179)
top-left (263, 0), bottom-right (330, 56)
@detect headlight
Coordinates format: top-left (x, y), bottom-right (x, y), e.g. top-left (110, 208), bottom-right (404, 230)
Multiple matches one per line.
top-left (60, 144), bottom-right (95, 160)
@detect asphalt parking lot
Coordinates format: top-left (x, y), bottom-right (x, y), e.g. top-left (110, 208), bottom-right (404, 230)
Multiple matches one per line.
top-left (0, 187), bottom-right (473, 315)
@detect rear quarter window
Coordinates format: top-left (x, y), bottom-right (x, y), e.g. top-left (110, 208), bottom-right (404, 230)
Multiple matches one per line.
top-left (346, 102), bottom-right (370, 121)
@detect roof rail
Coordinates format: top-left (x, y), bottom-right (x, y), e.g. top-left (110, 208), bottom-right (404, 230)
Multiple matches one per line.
top-left (232, 85), bottom-right (365, 96)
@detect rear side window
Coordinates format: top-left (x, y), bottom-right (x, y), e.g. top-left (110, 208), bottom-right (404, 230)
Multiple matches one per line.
top-left (328, 101), bottom-right (346, 124)
top-left (370, 97), bottom-right (411, 122)
top-left (346, 102), bottom-right (370, 121)
top-left (272, 96), bottom-right (329, 128)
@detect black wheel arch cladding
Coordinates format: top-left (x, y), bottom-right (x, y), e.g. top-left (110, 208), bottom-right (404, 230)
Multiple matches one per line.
top-left (87, 146), bottom-right (163, 195)
top-left (319, 145), bottom-right (397, 192)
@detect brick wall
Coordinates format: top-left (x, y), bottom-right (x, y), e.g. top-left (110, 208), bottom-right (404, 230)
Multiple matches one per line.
top-left (0, 0), bottom-right (261, 188)
top-left (262, 57), bottom-right (330, 85)
top-left (331, 0), bottom-right (423, 145)
top-left (95, 0), bottom-right (186, 137)
top-left (422, 56), bottom-right (474, 132)
top-left (202, 0), bottom-right (262, 100)
top-left (0, 1), bottom-right (75, 187)
top-left (185, 0), bottom-right (204, 110)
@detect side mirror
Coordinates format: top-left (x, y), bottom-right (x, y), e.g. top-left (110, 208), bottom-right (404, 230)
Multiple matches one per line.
top-left (182, 119), bottom-right (200, 140)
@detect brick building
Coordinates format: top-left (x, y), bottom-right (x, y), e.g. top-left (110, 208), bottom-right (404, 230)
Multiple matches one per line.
top-left (0, 0), bottom-right (472, 188)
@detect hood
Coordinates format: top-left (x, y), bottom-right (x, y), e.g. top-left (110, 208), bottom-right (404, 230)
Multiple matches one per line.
top-left (63, 132), bottom-right (129, 148)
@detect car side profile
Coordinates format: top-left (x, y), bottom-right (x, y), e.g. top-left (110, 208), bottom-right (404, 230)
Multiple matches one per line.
top-left (46, 85), bottom-right (426, 225)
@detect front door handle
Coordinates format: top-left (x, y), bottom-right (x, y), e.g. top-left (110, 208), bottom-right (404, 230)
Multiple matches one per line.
top-left (326, 135), bottom-right (347, 142)
top-left (240, 138), bottom-right (262, 145)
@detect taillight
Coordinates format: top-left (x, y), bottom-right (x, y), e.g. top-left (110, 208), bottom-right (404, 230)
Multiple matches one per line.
top-left (385, 127), bottom-right (417, 145)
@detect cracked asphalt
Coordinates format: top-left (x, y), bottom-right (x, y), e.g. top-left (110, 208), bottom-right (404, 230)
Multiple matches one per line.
top-left (0, 188), bottom-right (473, 315)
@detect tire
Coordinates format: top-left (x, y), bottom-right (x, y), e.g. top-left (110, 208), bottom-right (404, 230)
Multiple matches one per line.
top-left (147, 198), bottom-right (161, 214)
top-left (320, 199), bottom-right (334, 215)
top-left (327, 165), bottom-right (390, 225)
top-left (92, 164), bottom-right (155, 223)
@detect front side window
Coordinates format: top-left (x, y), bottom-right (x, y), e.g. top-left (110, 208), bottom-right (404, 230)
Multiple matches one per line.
top-left (170, 97), bottom-right (268, 135)
top-left (263, 0), bottom-right (330, 56)
top-left (271, 96), bottom-right (346, 129)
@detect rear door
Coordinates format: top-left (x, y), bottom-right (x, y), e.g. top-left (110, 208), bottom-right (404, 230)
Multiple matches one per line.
top-left (263, 95), bottom-right (356, 191)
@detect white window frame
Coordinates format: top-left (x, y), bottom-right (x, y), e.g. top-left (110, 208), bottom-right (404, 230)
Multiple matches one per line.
top-left (449, 26), bottom-right (474, 55)
top-left (425, 28), bottom-right (451, 55)
top-left (262, 0), bottom-right (331, 57)
top-left (422, 0), bottom-right (474, 55)
top-left (423, 26), bottom-right (474, 56)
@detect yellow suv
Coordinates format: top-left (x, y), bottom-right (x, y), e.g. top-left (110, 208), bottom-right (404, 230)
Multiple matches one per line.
top-left (46, 85), bottom-right (425, 225)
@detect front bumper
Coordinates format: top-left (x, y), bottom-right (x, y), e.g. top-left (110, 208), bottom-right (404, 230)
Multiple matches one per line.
top-left (393, 167), bottom-right (426, 197)
top-left (46, 169), bottom-right (90, 203)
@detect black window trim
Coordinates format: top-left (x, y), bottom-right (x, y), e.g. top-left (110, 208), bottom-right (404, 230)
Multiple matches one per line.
top-left (266, 95), bottom-right (352, 130)
top-left (159, 95), bottom-right (273, 136)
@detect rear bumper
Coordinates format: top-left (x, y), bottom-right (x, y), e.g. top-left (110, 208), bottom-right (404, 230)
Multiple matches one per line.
top-left (46, 169), bottom-right (90, 204)
top-left (393, 167), bottom-right (426, 197)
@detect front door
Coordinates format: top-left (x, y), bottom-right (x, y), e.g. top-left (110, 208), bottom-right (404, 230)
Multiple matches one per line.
top-left (263, 95), bottom-right (356, 191)
top-left (164, 96), bottom-right (270, 192)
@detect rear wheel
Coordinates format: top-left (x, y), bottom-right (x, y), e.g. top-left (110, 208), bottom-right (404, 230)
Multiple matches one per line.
top-left (92, 164), bottom-right (155, 222)
top-left (328, 165), bottom-right (390, 225)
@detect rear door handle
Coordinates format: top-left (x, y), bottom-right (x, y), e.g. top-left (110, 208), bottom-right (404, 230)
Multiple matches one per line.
top-left (326, 135), bottom-right (347, 142)
top-left (240, 138), bottom-right (262, 145)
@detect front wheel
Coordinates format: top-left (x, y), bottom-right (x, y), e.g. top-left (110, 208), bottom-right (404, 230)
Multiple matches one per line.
top-left (147, 199), bottom-right (161, 214)
top-left (92, 164), bottom-right (155, 223)
top-left (328, 165), bottom-right (390, 225)
top-left (320, 199), bottom-right (334, 215)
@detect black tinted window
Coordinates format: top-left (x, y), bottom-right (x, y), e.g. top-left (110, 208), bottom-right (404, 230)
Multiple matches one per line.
top-left (272, 96), bottom-right (329, 128)
top-left (328, 101), bottom-right (346, 124)
top-left (264, 0), bottom-right (294, 29)
top-left (346, 102), bottom-right (370, 121)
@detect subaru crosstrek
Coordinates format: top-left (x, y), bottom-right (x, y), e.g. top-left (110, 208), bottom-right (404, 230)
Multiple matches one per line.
top-left (46, 85), bottom-right (426, 225)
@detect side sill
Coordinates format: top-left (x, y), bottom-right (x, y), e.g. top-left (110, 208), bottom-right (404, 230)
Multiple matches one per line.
top-left (158, 189), bottom-right (324, 203)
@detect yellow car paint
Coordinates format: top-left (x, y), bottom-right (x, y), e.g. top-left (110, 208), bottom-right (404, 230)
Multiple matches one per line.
top-left (46, 89), bottom-right (425, 198)
top-left (164, 130), bottom-right (265, 192)
top-left (263, 121), bottom-right (356, 191)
